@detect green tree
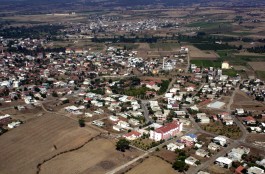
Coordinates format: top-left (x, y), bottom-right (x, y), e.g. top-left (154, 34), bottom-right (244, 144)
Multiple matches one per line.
top-left (172, 160), bottom-right (189, 172)
top-left (116, 139), bottom-right (130, 152)
top-left (78, 119), bottom-right (85, 127)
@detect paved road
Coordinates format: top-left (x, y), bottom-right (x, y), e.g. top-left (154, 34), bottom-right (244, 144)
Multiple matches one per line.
top-left (141, 101), bottom-right (153, 123)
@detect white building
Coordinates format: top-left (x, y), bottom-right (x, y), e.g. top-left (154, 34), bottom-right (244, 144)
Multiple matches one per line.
top-left (221, 62), bottom-right (230, 69)
top-left (215, 157), bottom-right (232, 168)
top-left (185, 156), bottom-right (199, 166)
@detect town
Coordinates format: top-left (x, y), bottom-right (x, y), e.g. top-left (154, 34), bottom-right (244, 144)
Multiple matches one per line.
top-left (0, 1), bottom-right (265, 174)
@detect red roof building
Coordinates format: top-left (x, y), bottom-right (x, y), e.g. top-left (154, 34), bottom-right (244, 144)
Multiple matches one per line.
top-left (150, 121), bottom-right (183, 141)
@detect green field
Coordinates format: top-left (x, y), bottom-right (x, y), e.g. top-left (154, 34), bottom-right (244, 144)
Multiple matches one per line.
top-left (222, 69), bottom-right (238, 77)
top-left (187, 22), bottom-right (230, 28)
top-left (217, 50), bottom-right (265, 65)
top-left (190, 60), bottom-right (221, 68)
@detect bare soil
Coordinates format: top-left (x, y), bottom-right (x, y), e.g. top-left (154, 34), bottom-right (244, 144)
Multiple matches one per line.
top-left (0, 114), bottom-right (99, 174)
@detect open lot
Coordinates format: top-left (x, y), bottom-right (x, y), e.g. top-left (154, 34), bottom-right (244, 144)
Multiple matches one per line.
top-left (126, 156), bottom-right (178, 174)
top-left (0, 114), bottom-right (99, 174)
top-left (40, 138), bottom-right (142, 174)
top-left (231, 91), bottom-right (265, 111)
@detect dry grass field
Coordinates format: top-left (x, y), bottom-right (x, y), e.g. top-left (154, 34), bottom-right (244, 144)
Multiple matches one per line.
top-left (0, 114), bottom-right (99, 174)
top-left (231, 91), bottom-right (265, 111)
top-left (40, 138), bottom-right (142, 174)
top-left (187, 45), bottom-right (219, 60)
top-left (126, 156), bottom-right (178, 174)
top-left (248, 62), bottom-right (265, 71)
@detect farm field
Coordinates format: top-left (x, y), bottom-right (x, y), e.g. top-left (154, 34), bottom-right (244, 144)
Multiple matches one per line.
top-left (0, 114), bottom-right (99, 174)
top-left (190, 59), bottom-right (221, 68)
top-left (248, 62), bottom-right (265, 71)
top-left (40, 138), bottom-right (142, 174)
top-left (188, 45), bottom-right (219, 60)
top-left (126, 156), bottom-right (178, 174)
top-left (231, 91), bottom-right (265, 111)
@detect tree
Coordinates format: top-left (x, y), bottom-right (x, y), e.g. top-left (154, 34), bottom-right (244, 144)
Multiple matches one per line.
top-left (78, 119), bottom-right (85, 127)
top-left (172, 160), bottom-right (189, 172)
top-left (116, 139), bottom-right (130, 152)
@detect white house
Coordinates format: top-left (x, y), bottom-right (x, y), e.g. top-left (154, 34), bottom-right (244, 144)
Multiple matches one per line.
top-left (8, 121), bottom-right (21, 129)
top-left (117, 120), bottom-right (130, 128)
top-left (215, 157), bottom-right (232, 168)
top-left (213, 136), bottom-right (227, 146)
top-left (167, 142), bottom-right (185, 151)
top-left (247, 166), bottom-right (264, 174)
top-left (185, 156), bottom-right (199, 166)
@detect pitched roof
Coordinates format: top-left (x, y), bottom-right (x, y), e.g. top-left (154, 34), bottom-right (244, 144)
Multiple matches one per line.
top-left (155, 121), bottom-right (180, 133)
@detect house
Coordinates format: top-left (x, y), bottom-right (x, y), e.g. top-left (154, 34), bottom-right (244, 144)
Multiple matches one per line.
top-left (85, 113), bottom-right (93, 117)
top-left (92, 120), bottom-right (104, 127)
top-left (215, 157), bottom-right (233, 168)
top-left (197, 113), bottom-right (210, 124)
top-left (128, 118), bottom-right (140, 126)
top-left (197, 171), bottom-right (210, 174)
top-left (109, 115), bottom-right (119, 122)
top-left (213, 136), bottom-right (227, 146)
top-left (149, 121), bottom-right (183, 141)
top-left (8, 121), bottom-right (21, 129)
top-left (167, 142), bottom-right (185, 151)
top-left (0, 114), bottom-right (12, 125)
top-left (228, 147), bottom-right (250, 162)
top-left (195, 149), bottom-right (209, 158)
top-left (236, 108), bottom-right (245, 116)
top-left (208, 142), bottom-right (221, 151)
top-left (181, 134), bottom-right (197, 147)
top-left (185, 156), bottom-right (199, 166)
top-left (123, 131), bottom-right (141, 140)
top-left (117, 120), bottom-right (130, 128)
top-left (247, 166), bottom-right (264, 174)
top-left (242, 116), bottom-right (256, 125)
top-left (113, 125), bottom-right (123, 132)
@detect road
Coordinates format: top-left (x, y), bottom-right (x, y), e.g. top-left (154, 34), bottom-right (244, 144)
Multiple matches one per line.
top-left (185, 52), bottom-right (190, 73)
top-left (227, 88), bottom-right (248, 142)
top-left (141, 101), bottom-right (153, 123)
top-left (187, 141), bottom-right (239, 174)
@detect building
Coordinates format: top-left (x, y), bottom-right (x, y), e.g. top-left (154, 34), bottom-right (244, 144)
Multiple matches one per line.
top-left (215, 157), bottom-right (233, 168)
top-left (167, 142), bottom-right (185, 151)
top-left (123, 131), bottom-right (141, 141)
top-left (247, 166), bottom-right (264, 174)
top-left (195, 149), bottom-right (209, 158)
top-left (222, 61), bottom-right (230, 69)
top-left (213, 136), bottom-right (227, 146)
top-left (208, 142), bottom-right (221, 151)
top-left (185, 156), bottom-right (199, 166)
top-left (149, 121), bottom-right (183, 141)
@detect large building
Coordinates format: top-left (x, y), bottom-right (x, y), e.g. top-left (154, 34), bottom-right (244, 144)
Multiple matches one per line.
top-left (149, 121), bottom-right (183, 141)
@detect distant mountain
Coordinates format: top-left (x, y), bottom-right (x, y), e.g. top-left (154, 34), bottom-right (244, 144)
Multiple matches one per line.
top-left (0, 0), bottom-right (264, 13)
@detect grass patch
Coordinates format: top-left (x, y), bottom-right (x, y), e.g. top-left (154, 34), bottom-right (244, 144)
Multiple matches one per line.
top-left (193, 43), bottom-right (237, 50)
top-left (222, 69), bottom-right (238, 77)
top-left (256, 71), bottom-right (265, 81)
top-left (190, 60), bottom-right (221, 68)
top-left (201, 122), bottom-right (242, 139)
